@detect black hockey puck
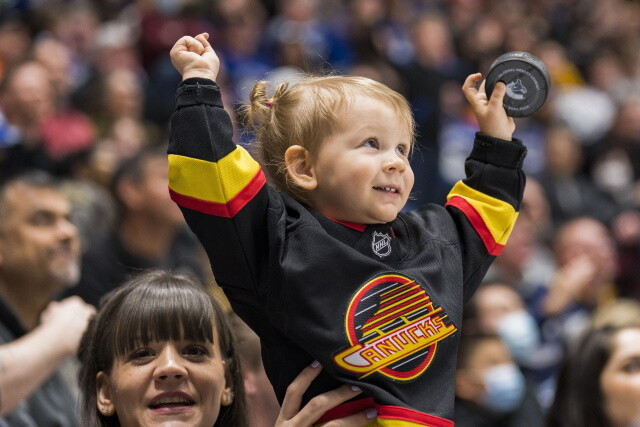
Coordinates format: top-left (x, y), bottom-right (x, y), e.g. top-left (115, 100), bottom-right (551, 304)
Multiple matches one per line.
top-left (485, 51), bottom-right (551, 118)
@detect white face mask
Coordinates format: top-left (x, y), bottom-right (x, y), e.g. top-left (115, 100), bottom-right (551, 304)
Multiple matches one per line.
top-left (481, 363), bottom-right (526, 413)
top-left (497, 310), bottom-right (540, 363)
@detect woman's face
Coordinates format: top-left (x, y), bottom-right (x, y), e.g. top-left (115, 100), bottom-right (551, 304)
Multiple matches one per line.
top-left (97, 330), bottom-right (231, 427)
top-left (601, 328), bottom-right (640, 427)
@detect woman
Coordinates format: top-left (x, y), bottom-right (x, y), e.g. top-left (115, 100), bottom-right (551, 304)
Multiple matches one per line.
top-left (78, 270), bottom-right (374, 426)
top-left (546, 324), bottom-right (640, 427)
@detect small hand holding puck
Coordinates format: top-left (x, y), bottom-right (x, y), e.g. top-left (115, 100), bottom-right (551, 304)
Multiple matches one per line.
top-left (485, 51), bottom-right (551, 118)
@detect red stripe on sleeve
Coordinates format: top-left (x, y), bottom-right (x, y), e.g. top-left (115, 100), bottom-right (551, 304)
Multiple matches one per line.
top-left (169, 169), bottom-right (266, 218)
top-left (315, 397), bottom-right (454, 426)
top-left (377, 404), bottom-right (454, 426)
top-left (316, 397), bottom-right (375, 423)
top-left (445, 195), bottom-right (504, 256)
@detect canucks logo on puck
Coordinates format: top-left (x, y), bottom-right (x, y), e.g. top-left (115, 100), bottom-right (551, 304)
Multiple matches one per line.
top-left (506, 79), bottom-right (527, 100)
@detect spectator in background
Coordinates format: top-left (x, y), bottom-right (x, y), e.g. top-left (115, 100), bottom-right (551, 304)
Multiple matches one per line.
top-left (590, 298), bottom-right (640, 330)
top-left (546, 323), bottom-right (640, 427)
top-left (0, 18), bottom-right (31, 83)
top-left (136, 0), bottom-right (215, 125)
top-left (454, 332), bottom-right (544, 427)
top-left (263, 0), bottom-right (353, 74)
top-left (0, 171), bottom-right (95, 425)
top-left (0, 61), bottom-right (57, 179)
top-left (78, 270), bottom-right (376, 427)
top-left (44, 2), bottom-right (100, 76)
top-left (400, 11), bottom-right (465, 206)
top-left (63, 145), bottom-right (204, 307)
top-left (532, 217), bottom-right (619, 348)
top-left (519, 177), bottom-right (554, 244)
top-left (347, 0), bottom-right (389, 63)
top-left (467, 283), bottom-right (542, 368)
top-left (538, 122), bottom-right (619, 229)
top-left (98, 68), bottom-right (146, 135)
top-left (78, 270), bottom-right (249, 427)
top-left (31, 36), bottom-right (97, 176)
top-left (213, 0), bottom-right (273, 102)
top-left (466, 282), bottom-right (561, 408)
top-left (85, 67), bottom-right (150, 187)
top-left (31, 36), bottom-right (75, 106)
top-left (484, 210), bottom-right (555, 306)
top-left (0, 59), bottom-right (96, 181)
top-left (613, 208), bottom-right (640, 301)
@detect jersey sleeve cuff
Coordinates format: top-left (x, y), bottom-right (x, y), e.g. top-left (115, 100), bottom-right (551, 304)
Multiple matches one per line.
top-left (470, 132), bottom-right (527, 168)
top-left (175, 78), bottom-right (223, 109)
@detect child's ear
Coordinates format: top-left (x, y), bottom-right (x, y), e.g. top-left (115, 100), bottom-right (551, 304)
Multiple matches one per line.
top-left (284, 145), bottom-right (317, 190)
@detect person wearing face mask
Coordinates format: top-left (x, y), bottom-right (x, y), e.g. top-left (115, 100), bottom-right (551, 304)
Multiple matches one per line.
top-left (467, 282), bottom-right (564, 406)
top-left (454, 332), bottom-right (544, 427)
top-left (470, 283), bottom-right (542, 364)
top-left (546, 323), bottom-right (640, 427)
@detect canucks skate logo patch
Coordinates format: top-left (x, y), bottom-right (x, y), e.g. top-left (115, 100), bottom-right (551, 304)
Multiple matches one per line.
top-left (333, 274), bottom-right (457, 381)
top-left (371, 232), bottom-right (391, 258)
top-left (506, 79), bottom-right (527, 100)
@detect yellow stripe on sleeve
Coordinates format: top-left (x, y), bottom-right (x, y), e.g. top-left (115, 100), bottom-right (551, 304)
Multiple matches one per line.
top-left (446, 181), bottom-right (518, 246)
top-left (168, 146), bottom-right (260, 204)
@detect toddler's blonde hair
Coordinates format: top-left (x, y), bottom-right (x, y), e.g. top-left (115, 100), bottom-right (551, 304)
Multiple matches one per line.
top-left (241, 75), bottom-right (415, 202)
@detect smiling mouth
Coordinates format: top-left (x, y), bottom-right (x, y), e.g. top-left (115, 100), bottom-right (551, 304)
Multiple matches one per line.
top-left (149, 396), bottom-right (195, 409)
top-left (374, 186), bottom-right (399, 194)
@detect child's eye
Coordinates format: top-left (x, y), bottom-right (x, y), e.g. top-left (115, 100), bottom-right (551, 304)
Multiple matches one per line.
top-left (362, 138), bottom-right (379, 149)
top-left (396, 144), bottom-right (409, 156)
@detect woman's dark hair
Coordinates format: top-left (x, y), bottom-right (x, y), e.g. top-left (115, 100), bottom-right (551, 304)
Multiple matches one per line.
top-left (546, 324), bottom-right (640, 427)
top-left (78, 270), bottom-right (248, 427)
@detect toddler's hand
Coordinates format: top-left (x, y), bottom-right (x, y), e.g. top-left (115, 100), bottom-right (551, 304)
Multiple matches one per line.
top-left (462, 73), bottom-right (515, 141)
top-left (170, 32), bottom-right (220, 82)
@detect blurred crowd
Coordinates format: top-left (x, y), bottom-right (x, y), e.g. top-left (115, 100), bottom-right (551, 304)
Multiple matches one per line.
top-left (2, 0), bottom-right (640, 425)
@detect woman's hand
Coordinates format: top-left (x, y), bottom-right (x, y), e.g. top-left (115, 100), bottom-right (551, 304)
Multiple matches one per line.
top-left (462, 73), bottom-right (516, 141)
top-left (275, 362), bottom-right (376, 426)
top-left (169, 32), bottom-right (220, 82)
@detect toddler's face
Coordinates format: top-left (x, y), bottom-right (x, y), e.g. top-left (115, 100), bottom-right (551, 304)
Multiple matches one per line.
top-left (308, 96), bottom-right (414, 224)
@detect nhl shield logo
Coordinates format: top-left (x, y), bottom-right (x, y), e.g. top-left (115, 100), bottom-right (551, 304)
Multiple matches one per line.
top-left (372, 232), bottom-right (391, 258)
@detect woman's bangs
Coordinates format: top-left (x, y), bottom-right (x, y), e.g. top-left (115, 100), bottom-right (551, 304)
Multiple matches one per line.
top-left (113, 283), bottom-right (216, 356)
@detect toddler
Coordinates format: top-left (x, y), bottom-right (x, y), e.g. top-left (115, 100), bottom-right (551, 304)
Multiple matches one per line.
top-left (168, 32), bottom-right (525, 426)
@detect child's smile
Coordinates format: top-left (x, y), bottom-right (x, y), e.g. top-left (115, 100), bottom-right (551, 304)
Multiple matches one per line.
top-left (308, 96), bottom-right (414, 224)
top-left (374, 186), bottom-right (401, 194)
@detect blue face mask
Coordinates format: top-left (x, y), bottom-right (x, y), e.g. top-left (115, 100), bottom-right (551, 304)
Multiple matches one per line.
top-left (481, 363), bottom-right (526, 413)
top-left (497, 310), bottom-right (540, 363)
top-left (154, 0), bottom-right (181, 15)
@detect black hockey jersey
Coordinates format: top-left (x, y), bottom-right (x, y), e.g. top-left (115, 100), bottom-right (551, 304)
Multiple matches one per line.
top-left (168, 78), bottom-right (526, 426)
